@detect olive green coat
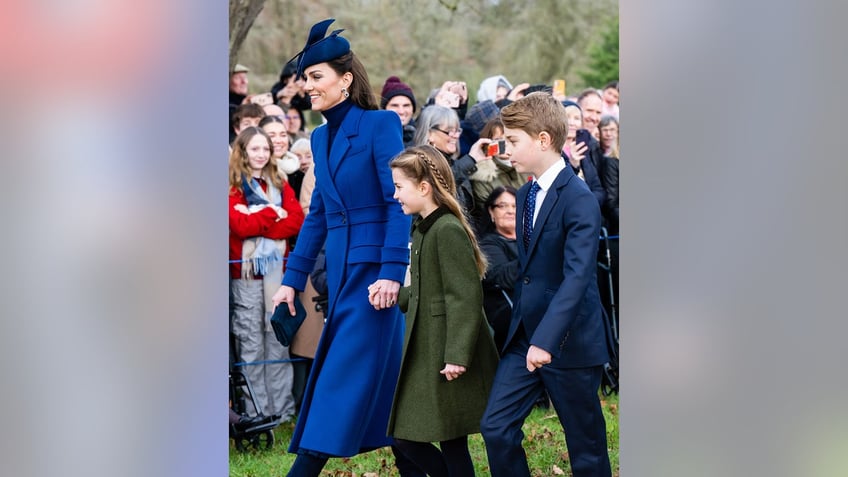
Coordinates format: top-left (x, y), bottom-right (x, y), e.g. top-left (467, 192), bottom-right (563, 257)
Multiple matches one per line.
top-left (388, 208), bottom-right (499, 442)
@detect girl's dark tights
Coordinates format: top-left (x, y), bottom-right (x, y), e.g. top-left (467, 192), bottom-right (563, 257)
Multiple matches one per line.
top-left (286, 454), bottom-right (328, 477)
top-left (392, 436), bottom-right (474, 477)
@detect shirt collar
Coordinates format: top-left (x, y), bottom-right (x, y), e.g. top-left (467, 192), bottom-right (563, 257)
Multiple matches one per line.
top-left (534, 158), bottom-right (566, 192)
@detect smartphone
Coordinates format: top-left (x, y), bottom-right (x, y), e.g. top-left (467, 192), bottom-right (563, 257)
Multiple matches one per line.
top-left (553, 79), bottom-right (566, 98)
top-left (446, 91), bottom-right (460, 108)
top-left (251, 92), bottom-right (273, 106)
top-left (486, 139), bottom-right (506, 157)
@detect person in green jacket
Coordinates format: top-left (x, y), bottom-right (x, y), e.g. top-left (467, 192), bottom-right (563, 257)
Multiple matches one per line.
top-left (370, 145), bottom-right (499, 477)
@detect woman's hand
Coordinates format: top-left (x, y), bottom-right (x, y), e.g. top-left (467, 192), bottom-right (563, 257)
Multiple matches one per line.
top-left (440, 363), bottom-right (467, 381)
top-left (565, 139), bottom-right (588, 168)
top-left (367, 279), bottom-right (401, 310)
top-left (272, 285), bottom-right (296, 315)
top-left (468, 137), bottom-right (494, 163)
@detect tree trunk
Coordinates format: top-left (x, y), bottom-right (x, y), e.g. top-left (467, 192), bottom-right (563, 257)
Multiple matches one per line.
top-left (229, 0), bottom-right (266, 75)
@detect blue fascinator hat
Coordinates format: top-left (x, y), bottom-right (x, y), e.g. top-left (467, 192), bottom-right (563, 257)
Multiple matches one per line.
top-left (292, 18), bottom-right (351, 79)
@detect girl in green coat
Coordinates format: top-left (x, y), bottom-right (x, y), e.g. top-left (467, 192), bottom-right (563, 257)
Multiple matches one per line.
top-left (372, 145), bottom-right (499, 477)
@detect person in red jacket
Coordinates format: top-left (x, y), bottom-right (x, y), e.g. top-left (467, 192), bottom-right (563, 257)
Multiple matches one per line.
top-left (229, 127), bottom-right (304, 422)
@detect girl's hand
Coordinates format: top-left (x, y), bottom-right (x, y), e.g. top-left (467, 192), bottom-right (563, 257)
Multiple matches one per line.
top-left (234, 204), bottom-right (250, 214)
top-left (367, 279), bottom-right (400, 310)
top-left (440, 363), bottom-right (467, 381)
top-left (272, 285), bottom-right (296, 316)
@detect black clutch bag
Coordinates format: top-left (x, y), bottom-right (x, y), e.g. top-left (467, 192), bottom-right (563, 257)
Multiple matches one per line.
top-left (270, 296), bottom-right (307, 347)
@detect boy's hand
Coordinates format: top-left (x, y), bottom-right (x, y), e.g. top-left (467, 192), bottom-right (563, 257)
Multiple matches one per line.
top-left (526, 345), bottom-right (552, 372)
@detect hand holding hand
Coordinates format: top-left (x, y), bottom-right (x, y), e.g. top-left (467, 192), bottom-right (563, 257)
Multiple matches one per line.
top-left (440, 363), bottom-right (467, 381)
top-left (367, 279), bottom-right (401, 310)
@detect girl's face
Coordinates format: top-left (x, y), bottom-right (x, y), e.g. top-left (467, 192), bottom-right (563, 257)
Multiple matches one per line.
top-left (489, 191), bottom-right (517, 237)
top-left (303, 63), bottom-right (350, 112)
top-left (428, 123), bottom-right (460, 156)
top-left (564, 105), bottom-right (582, 140)
top-left (245, 134), bottom-right (271, 175)
top-left (262, 122), bottom-right (289, 157)
top-left (392, 168), bottom-right (430, 216)
top-left (603, 87), bottom-right (619, 105)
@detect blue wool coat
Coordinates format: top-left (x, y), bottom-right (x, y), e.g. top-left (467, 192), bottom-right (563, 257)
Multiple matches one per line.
top-left (282, 105), bottom-right (411, 457)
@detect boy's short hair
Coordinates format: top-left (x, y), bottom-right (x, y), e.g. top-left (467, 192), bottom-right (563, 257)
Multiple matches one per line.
top-left (500, 92), bottom-right (568, 152)
top-left (232, 103), bottom-right (266, 126)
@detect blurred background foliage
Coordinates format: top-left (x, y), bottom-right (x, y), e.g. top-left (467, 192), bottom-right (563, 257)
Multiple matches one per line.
top-left (231, 0), bottom-right (618, 106)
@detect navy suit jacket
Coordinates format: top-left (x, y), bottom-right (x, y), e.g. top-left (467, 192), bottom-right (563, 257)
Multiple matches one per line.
top-left (505, 163), bottom-right (610, 368)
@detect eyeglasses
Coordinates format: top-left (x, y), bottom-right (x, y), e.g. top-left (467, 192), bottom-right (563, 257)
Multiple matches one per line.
top-left (431, 126), bottom-right (462, 136)
top-left (493, 203), bottom-right (516, 210)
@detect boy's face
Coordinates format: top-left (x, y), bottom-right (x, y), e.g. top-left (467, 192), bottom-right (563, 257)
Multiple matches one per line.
top-left (503, 126), bottom-right (541, 175)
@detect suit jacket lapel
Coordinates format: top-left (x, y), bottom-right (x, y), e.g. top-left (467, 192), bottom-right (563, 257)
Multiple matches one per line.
top-left (521, 166), bottom-right (574, 271)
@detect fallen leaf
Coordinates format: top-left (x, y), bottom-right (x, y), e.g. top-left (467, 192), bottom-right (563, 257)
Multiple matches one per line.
top-left (552, 464), bottom-right (565, 475)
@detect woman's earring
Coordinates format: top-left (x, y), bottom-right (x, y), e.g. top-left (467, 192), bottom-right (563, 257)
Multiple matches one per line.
top-left (341, 87), bottom-right (349, 99)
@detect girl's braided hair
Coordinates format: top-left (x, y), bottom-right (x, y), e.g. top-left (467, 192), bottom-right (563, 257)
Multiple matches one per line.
top-left (390, 145), bottom-right (487, 276)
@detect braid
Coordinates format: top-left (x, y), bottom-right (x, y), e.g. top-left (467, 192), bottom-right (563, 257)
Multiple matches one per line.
top-left (419, 152), bottom-right (452, 193)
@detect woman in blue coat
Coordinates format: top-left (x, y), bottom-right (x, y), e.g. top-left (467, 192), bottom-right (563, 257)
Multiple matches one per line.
top-left (271, 19), bottom-right (412, 476)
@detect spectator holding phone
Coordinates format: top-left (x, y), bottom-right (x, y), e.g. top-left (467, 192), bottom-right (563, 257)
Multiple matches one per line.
top-left (469, 117), bottom-right (528, 234)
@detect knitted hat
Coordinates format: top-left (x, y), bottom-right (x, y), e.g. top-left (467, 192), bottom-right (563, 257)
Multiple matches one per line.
top-left (465, 100), bottom-right (500, 135)
top-left (232, 64), bottom-right (249, 74)
top-left (380, 76), bottom-right (417, 112)
top-left (293, 19), bottom-right (351, 79)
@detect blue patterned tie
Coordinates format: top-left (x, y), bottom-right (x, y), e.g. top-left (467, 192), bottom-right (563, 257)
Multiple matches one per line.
top-left (523, 181), bottom-right (541, 249)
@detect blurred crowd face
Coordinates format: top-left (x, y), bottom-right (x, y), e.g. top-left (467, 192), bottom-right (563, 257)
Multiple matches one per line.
top-left (496, 85), bottom-right (509, 101)
top-left (428, 123), bottom-right (460, 156)
top-left (262, 121), bottom-right (289, 157)
top-left (603, 86), bottom-right (619, 106)
top-left (385, 96), bottom-right (414, 126)
top-left (564, 105), bottom-right (583, 141)
top-left (285, 110), bottom-right (302, 133)
top-left (579, 94), bottom-right (603, 133)
top-left (294, 149), bottom-right (312, 172)
top-left (230, 72), bottom-right (248, 96)
top-left (600, 121), bottom-right (619, 150)
top-left (489, 191), bottom-right (517, 238)
top-left (246, 134), bottom-right (271, 175)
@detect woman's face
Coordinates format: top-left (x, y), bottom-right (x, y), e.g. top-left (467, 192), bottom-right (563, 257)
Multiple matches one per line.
top-left (565, 105), bottom-right (582, 140)
top-left (285, 110), bottom-right (302, 133)
top-left (245, 134), bottom-right (271, 175)
top-left (600, 121), bottom-right (619, 148)
top-left (294, 149), bottom-right (313, 172)
top-left (262, 121), bottom-right (289, 157)
top-left (489, 191), bottom-right (517, 238)
top-left (303, 63), bottom-right (350, 112)
top-left (428, 123), bottom-right (460, 156)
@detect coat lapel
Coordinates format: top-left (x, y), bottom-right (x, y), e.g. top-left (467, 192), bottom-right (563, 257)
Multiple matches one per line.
top-left (328, 107), bottom-right (364, 179)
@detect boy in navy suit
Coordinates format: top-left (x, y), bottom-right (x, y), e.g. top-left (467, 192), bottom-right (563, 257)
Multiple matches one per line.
top-left (480, 92), bottom-right (612, 477)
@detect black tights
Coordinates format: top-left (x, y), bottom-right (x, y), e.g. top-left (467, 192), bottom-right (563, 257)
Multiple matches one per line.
top-left (286, 454), bottom-right (328, 477)
top-left (392, 436), bottom-right (474, 477)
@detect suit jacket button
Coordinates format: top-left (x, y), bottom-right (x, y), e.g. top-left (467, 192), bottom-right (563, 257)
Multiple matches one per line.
top-left (523, 277), bottom-right (530, 284)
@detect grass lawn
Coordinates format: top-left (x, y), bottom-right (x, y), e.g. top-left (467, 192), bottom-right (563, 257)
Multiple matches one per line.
top-left (230, 392), bottom-right (618, 476)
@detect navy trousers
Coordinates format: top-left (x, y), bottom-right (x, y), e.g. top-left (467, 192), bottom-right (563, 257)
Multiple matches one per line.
top-left (480, 333), bottom-right (611, 477)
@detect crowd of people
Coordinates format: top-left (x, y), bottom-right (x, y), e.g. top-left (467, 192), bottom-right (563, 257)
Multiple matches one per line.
top-left (229, 17), bottom-right (620, 477)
